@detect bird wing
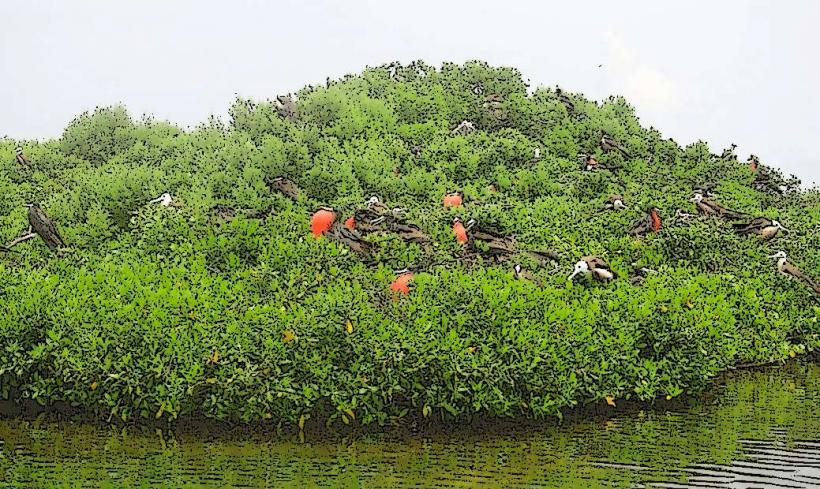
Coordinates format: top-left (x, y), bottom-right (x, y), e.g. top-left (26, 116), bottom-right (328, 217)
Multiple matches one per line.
top-left (784, 263), bottom-right (820, 294)
top-left (586, 257), bottom-right (610, 270)
top-left (735, 217), bottom-right (772, 232)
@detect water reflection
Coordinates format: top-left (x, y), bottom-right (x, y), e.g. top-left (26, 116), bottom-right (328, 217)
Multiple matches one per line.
top-left (0, 362), bottom-right (818, 488)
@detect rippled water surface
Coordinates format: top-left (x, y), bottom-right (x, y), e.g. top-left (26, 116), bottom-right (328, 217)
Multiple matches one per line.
top-left (1, 363), bottom-right (818, 488)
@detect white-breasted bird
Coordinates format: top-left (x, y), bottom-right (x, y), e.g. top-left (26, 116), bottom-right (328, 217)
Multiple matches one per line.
top-left (149, 193), bottom-right (174, 207)
top-left (568, 256), bottom-right (617, 282)
top-left (769, 251), bottom-right (820, 295)
top-left (690, 191), bottom-right (747, 220)
top-left (733, 217), bottom-right (788, 240)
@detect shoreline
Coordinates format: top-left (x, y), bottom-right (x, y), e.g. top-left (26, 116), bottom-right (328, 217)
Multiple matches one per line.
top-left (1, 356), bottom-right (815, 441)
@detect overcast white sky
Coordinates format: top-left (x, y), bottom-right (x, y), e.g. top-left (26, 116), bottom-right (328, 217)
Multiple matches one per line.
top-left (1, 0), bottom-right (818, 184)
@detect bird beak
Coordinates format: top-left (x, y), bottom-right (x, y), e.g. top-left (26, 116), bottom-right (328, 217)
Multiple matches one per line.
top-left (567, 270), bottom-right (579, 281)
top-left (767, 253), bottom-right (779, 258)
top-left (779, 225), bottom-right (789, 233)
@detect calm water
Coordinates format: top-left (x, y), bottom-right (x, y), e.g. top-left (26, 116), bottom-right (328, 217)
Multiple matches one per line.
top-left (0, 363), bottom-right (818, 488)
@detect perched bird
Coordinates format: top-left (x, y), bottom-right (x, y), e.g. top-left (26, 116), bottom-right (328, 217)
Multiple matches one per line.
top-left (462, 219), bottom-right (557, 263)
top-left (603, 194), bottom-right (627, 211)
top-left (389, 220), bottom-right (431, 247)
top-left (600, 133), bottom-right (631, 158)
top-left (452, 120), bottom-right (476, 135)
top-left (463, 218), bottom-right (516, 257)
top-left (568, 256), bottom-right (617, 282)
top-left (629, 266), bottom-right (657, 284)
top-left (365, 196), bottom-right (389, 215)
top-left (690, 191), bottom-right (747, 220)
top-left (583, 154), bottom-right (599, 171)
top-left (748, 154), bottom-right (760, 172)
top-left (443, 191), bottom-right (464, 208)
top-left (209, 205), bottom-right (236, 221)
top-left (390, 269), bottom-right (414, 295)
top-left (733, 217), bottom-right (788, 240)
top-left (26, 204), bottom-right (65, 250)
top-left (366, 196), bottom-right (406, 219)
top-left (15, 145), bottom-right (31, 168)
top-left (720, 144), bottom-right (737, 160)
top-left (149, 193), bottom-right (174, 207)
top-left (472, 81), bottom-right (485, 96)
top-left (268, 176), bottom-right (301, 201)
top-left (693, 183), bottom-right (717, 198)
top-left (326, 221), bottom-right (375, 255)
top-left (274, 94), bottom-right (297, 121)
top-left (311, 207), bottom-right (336, 238)
top-left (350, 209), bottom-right (389, 233)
top-left (630, 208), bottom-right (662, 236)
top-left (452, 217), bottom-right (469, 244)
top-left (513, 263), bottom-right (538, 284)
top-left (555, 88), bottom-right (575, 112)
top-left (769, 251), bottom-right (820, 295)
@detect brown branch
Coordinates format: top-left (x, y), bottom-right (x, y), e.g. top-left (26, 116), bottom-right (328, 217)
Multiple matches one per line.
top-left (1, 233), bottom-right (37, 252)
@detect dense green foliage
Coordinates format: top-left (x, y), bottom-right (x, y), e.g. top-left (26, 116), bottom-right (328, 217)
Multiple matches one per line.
top-left (0, 61), bottom-right (817, 428)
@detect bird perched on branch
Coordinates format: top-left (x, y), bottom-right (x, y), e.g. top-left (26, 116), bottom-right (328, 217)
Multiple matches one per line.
top-left (769, 251), bottom-right (820, 295)
top-left (27, 203), bottom-right (65, 251)
top-left (456, 218), bottom-right (559, 263)
top-left (451, 120), bottom-right (476, 135)
top-left (603, 194), bottom-right (627, 211)
top-left (462, 218), bottom-right (516, 258)
top-left (311, 207), bottom-right (375, 255)
top-left (513, 263), bottom-right (539, 285)
top-left (720, 144), bottom-right (737, 160)
top-left (600, 133), bottom-right (631, 159)
top-left (748, 154), bottom-right (760, 172)
top-left (555, 88), bottom-right (575, 112)
top-left (149, 193), bottom-right (175, 207)
top-left (443, 191), bottom-right (464, 208)
top-left (582, 154), bottom-right (599, 171)
top-left (15, 145), bottom-right (31, 168)
top-left (209, 205), bottom-right (237, 221)
top-left (452, 216), bottom-right (469, 244)
top-left (568, 256), bottom-right (617, 282)
top-left (389, 221), bottom-right (431, 248)
top-left (390, 268), bottom-right (414, 295)
top-left (733, 217), bottom-right (788, 240)
top-left (274, 94), bottom-right (297, 121)
top-left (326, 221), bottom-right (376, 256)
top-left (690, 191), bottom-right (747, 220)
top-left (267, 176), bottom-right (301, 201)
top-left (630, 207), bottom-right (662, 236)
top-left (472, 81), bottom-right (485, 96)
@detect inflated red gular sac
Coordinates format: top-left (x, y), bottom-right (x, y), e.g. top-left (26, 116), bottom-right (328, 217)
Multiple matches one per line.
top-left (311, 207), bottom-right (336, 238)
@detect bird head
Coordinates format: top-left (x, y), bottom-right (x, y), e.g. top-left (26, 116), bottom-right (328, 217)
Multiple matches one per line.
top-left (768, 251), bottom-right (787, 259)
top-left (772, 220), bottom-right (789, 232)
top-left (453, 216), bottom-right (462, 225)
top-left (390, 207), bottom-right (407, 218)
top-left (366, 196), bottom-right (380, 207)
top-left (394, 268), bottom-right (411, 276)
top-left (613, 199), bottom-right (626, 210)
top-left (15, 146), bottom-right (23, 155)
top-left (465, 218), bottom-right (477, 231)
top-left (568, 260), bottom-right (590, 281)
top-left (513, 264), bottom-right (522, 277)
top-left (690, 192), bottom-right (703, 203)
